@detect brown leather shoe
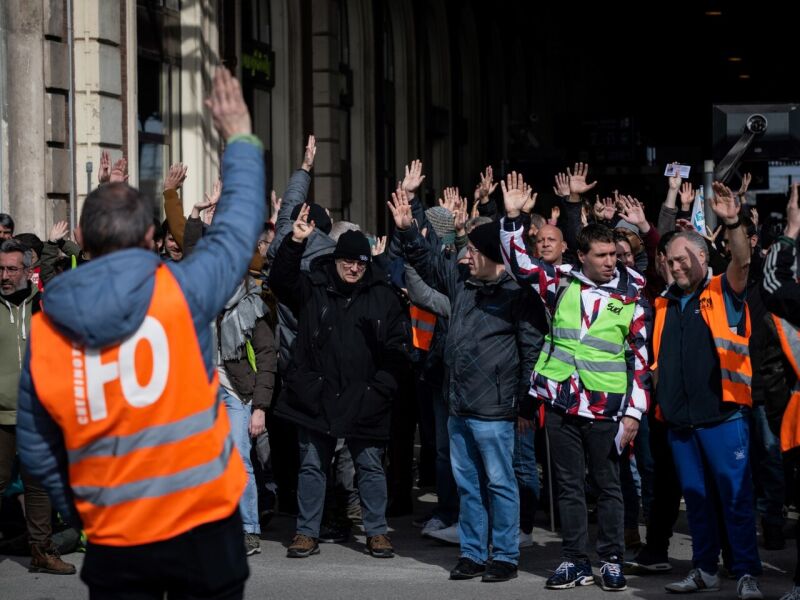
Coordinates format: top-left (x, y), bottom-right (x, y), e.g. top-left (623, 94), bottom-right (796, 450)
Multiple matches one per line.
top-left (29, 541), bottom-right (76, 575)
top-left (286, 534), bottom-right (320, 558)
top-left (366, 534), bottom-right (394, 558)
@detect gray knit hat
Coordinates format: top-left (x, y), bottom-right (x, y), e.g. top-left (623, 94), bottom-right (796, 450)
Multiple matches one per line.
top-left (425, 206), bottom-right (455, 245)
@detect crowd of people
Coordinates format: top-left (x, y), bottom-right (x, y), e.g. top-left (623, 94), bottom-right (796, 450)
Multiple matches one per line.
top-left (0, 67), bottom-right (799, 600)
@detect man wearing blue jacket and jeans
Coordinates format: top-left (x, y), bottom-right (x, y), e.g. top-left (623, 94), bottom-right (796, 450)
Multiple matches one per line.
top-left (16, 68), bottom-right (264, 600)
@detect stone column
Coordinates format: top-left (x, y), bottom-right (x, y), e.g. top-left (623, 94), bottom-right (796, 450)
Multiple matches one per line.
top-left (6, 0), bottom-right (46, 236)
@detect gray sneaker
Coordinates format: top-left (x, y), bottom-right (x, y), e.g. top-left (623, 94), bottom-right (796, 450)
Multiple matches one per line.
top-left (665, 568), bottom-right (720, 593)
top-left (245, 533), bottom-right (261, 556)
top-left (737, 575), bottom-right (763, 600)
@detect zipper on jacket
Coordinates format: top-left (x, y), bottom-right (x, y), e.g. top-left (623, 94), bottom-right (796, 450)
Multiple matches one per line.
top-left (495, 365), bottom-right (502, 405)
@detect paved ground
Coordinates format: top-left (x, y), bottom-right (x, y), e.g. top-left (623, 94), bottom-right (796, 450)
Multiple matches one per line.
top-left (1, 493), bottom-right (796, 600)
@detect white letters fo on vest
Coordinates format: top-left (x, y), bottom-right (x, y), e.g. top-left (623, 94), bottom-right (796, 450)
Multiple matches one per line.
top-left (75, 316), bottom-right (170, 423)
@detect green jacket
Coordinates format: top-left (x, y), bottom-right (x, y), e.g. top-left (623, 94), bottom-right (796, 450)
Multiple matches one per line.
top-left (0, 285), bottom-right (41, 425)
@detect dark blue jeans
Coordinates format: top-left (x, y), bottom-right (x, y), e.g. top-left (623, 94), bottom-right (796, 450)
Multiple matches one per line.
top-left (669, 417), bottom-right (762, 577)
top-left (296, 427), bottom-right (387, 538)
top-left (513, 426), bottom-right (540, 534)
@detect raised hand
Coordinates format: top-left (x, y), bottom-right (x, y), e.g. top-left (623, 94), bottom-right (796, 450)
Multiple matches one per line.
top-left (439, 186), bottom-right (460, 213)
top-left (48, 221), bottom-right (70, 243)
top-left (593, 195), bottom-right (615, 221)
top-left (98, 150), bottom-right (111, 184)
top-left (205, 67), bottom-right (252, 140)
top-left (749, 207), bottom-right (759, 231)
top-left (522, 183), bottom-right (538, 214)
top-left (110, 157), bottom-right (128, 183)
top-left (372, 235), bottom-right (387, 256)
top-left (401, 159), bottom-right (426, 196)
top-left (387, 189), bottom-right (413, 230)
top-left (679, 182), bottom-right (694, 211)
top-left (668, 162), bottom-right (683, 191)
top-left (164, 163), bottom-right (188, 191)
top-left (269, 190), bottom-right (282, 224)
top-left (454, 200), bottom-right (468, 235)
top-left (202, 203), bottom-right (216, 226)
top-left (567, 162), bottom-right (598, 196)
top-left (738, 172), bottom-right (752, 200)
top-left (553, 172), bottom-right (570, 197)
top-left (617, 195), bottom-right (649, 232)
top-left (474, 166), bottom-right (498, 202)
top-left (501, 171), bottom-right (528, 218)
top-left (195, 179), bottom-right (222, 212)
top-left (291, 203), bottom-right (317, 242)
top-left (710, 181), bottom-right (741, 225)
top-left (549, 205), bottom-right (561, 225)
top-left (786, 183), bottom-right (800, 239)
top-left (301, 135), bottom-right (317, 171)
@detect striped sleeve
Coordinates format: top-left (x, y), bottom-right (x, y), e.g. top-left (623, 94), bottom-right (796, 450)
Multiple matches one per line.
top-left (762, 236), bottom-right (800, 323)
top-left (625, 294), bottom-right (652, 419)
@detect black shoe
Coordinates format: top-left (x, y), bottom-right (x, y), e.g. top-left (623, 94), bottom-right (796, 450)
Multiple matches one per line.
top-left (762, 522), bottom-right (786, 550)
top-left (318, 521), bottom-right (350, 543)
top-left (482, 560), bottom-right (518, 583)
top-left (450, 557), bottom-right (486, 580)
top-left (628, 545), bottom-right (672, 573)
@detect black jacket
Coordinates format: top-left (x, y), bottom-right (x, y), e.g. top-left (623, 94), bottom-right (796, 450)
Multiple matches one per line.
top-left (269, 236), bottom-right (411, 441)
top-left (396, 226), bottom-right (545, 421)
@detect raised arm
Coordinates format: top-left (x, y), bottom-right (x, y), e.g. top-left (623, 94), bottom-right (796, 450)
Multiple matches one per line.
top-left (162, 162), bottom-right (189, 248)
top-left (711, 181), bottom-right (750, 294)
top-left (763, 183), bottom-right (800, 322)
top-left (170, 68), bottom-right (265, 325)
top-left (499, 171), bottom-right (561, 308)
top-left (269, 136), bottom-right (315, 259)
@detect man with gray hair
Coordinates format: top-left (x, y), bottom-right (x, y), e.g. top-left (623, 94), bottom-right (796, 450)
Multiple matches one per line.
top-left (654, 182), bottom-right (762, 599)
top-left (0, 239), bottom-right (75, 574)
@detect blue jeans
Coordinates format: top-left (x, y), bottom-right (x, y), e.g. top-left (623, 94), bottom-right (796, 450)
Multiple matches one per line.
top-left (220, 389), bottom-right (260, 534)
top-left (669, 417), bottom-right (762, 577)
top-left (432, 387), bottom-right (458, 525)
top-left (296, 427), bottom-right (387, 537)
top-left (448, 416), bottom-right (519, 565)
top-left (513, 426), bottom-right (539, 534)
top-left (751, 405), bottom-right (785, 527)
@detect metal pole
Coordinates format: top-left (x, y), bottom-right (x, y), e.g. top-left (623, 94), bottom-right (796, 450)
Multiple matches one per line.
top-left (66, 0), bottom-right (76, 233)
top-left (703, 160), bottom-right (716, 231)
top-left (86, 161), bottom-right (93, 202)
top-left (545, 427), bottom-right (555, 532)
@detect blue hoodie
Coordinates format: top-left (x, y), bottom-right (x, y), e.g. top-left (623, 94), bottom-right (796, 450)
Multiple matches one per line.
top-left (15, 140), bottom-right (265, 524)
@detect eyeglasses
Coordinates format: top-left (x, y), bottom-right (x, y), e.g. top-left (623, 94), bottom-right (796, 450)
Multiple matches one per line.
top-left (0, 266), bottom-right (24, 274)
top-left (466, 245), bottom-right (482, 256)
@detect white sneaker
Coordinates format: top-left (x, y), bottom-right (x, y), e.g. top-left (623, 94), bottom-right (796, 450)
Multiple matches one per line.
top-left (421, 517), bottom-right (448, 537)
top-left (665, 568), bottom-right (720, 593)
top-left (737, 575), bottom-right (763, 600)
top-left (427, 523), bottom-right (460, 545)
top-left (780, 586), bottom-right (800, 600)
top-left (519, 529), bottom-right (534, 548)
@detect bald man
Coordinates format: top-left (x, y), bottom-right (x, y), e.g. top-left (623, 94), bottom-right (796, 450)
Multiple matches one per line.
top-left (535, 225), bottom-right (567, 265)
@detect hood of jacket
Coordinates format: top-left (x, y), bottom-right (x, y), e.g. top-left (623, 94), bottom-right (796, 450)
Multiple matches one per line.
top-left (41, 248), bottom-right (161, 349)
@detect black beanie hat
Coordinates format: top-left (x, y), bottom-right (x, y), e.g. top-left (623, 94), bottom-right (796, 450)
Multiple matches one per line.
top-left (333, 230), bottom-right (371, 263)
top-left (467, 221), bottom-right (503, 264)
top-left (290, 203), bottom-right (332, 235)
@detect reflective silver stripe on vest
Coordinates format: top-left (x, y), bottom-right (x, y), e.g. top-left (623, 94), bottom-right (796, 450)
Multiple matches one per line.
top-left (582, 334), bottom-right (623, 355)
top-left (714, 337), bottom-right (750, 356)
top-left (67, 402), bottom-right (219, 463)
top-left (553, 327), bottom-right (580, 340)
top-left (541, 341), bottom-right (627, 373)
top-left (72, 435), bottom-right (235, 507)
top-left (720, 368), bottom-right (752, 387)
top-left (411, 318), bottom-right (435, 333)
top-left (550, 329), bottom-right (623, 355)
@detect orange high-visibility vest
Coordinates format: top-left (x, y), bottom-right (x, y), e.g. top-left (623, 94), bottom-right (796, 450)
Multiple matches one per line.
top-left (652, 274), bottom-right (752, 410)
top-left (409, 305), bottom-right (436, 351)
top-left (29, 266), bottom-right (246, 547)
top-left (772, 315), bottom-right (800, 451)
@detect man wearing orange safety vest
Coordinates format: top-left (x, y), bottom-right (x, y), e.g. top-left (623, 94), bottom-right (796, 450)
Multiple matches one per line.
top-left (15, 68), bottom-right (264, 599)
top-left (762, 182), bottom-right (800, 600)
top-left (653, 182), bottom-right (762, 599)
